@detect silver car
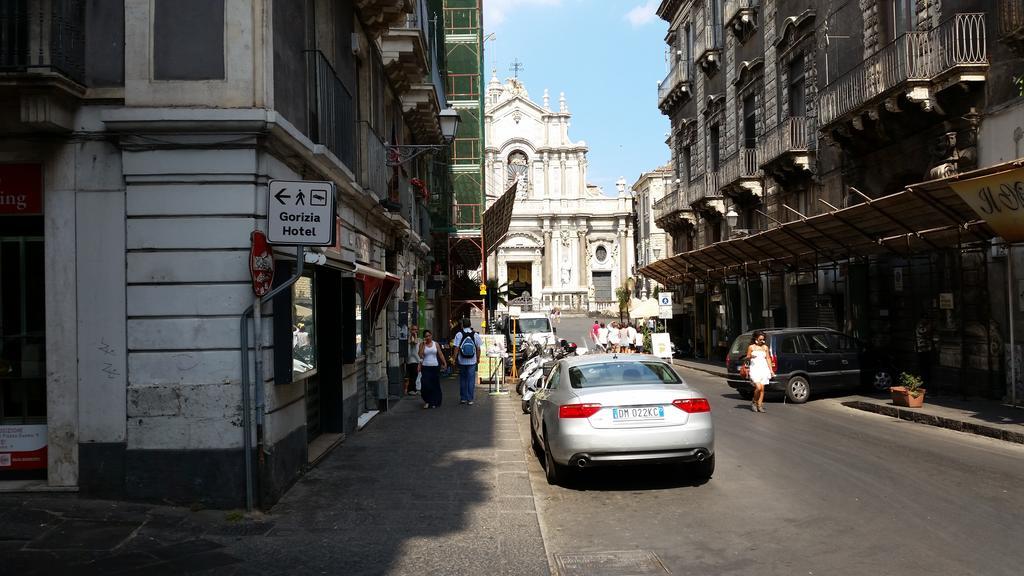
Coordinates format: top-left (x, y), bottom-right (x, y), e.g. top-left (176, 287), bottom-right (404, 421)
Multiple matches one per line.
top-left (529, 354), bottom-right (715, 485)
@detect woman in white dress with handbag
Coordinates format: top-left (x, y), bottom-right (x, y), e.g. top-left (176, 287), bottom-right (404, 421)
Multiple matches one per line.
top-left (745, 330), bottom-right (774, 413)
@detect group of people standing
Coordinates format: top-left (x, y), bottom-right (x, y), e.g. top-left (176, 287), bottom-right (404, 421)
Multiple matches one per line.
top-left (591, 320), bottom-right (645, 354)
top-left (404, 318), bottom-right (483, 409)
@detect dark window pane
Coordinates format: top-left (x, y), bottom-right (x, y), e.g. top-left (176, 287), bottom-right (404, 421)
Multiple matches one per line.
top-left (153, 0), bottom-right (225, 80)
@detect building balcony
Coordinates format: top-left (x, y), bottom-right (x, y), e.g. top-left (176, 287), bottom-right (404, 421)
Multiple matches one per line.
top-left (758, 116), bottom-right (814, 175)
top-left (719, 147), bottom-right (762, 198)
top-left (360, 121), bottom-right (390, 202)
top-left (689, 172), bottom-right (725, 215)
top-left (381, 0), bottom-right (431, 94)
top-left (653, 185), bottom-right (692, 228)
top-left (725, 0), bottom-right (759, 39)
top-left (355, 0), bottom-right (414, 39)
top-left (0, 0), bottom-right (87, 131)
top-left (818, 13), bottom-right (988, 134)
top-left (307, 51), bottom-right (357, 170)
top-left (694, 23), bottom-right (723, 74)
top-left (657, 59), bottom-right (692, 114)
top-left (998, 0), bottom-right (1024, 54)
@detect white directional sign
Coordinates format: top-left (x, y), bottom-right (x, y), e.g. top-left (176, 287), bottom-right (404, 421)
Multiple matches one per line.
top-left (267, 180), bottom-right (336, 246)
top-left (658, 293), bottom-right (673, 307)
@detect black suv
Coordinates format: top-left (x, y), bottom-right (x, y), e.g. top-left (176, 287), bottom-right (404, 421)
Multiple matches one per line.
top-left (725, 328), bottom-right (895, 403)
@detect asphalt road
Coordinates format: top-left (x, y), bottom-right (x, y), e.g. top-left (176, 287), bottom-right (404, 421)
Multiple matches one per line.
top-left (513, 362), bottom-right (1024, 576)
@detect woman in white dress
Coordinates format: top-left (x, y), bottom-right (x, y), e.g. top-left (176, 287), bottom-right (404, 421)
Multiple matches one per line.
top-left (745, 330), bottom-right (774, 413)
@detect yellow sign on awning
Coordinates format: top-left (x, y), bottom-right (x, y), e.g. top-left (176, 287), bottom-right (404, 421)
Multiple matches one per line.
top-left (948, 168), bottom-right (1024, 242)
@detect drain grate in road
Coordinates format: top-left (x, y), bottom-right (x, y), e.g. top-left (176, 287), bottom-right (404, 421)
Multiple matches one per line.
top-left (553, 550), bottom-right (670, 576)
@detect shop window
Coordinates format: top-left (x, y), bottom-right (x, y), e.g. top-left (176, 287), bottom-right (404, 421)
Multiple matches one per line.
top-left (354, 283), bottom-right (364, 357)
top-left (291, 274), bottom-right (316, 380)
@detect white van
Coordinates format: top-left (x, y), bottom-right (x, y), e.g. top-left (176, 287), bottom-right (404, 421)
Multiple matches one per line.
top-left (516, 311), bottom-right (557, 347)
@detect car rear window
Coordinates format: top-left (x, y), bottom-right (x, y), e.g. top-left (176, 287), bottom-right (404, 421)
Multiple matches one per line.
top-left (568, 361), bottom-right (681, 388)
top-left (729, 335), bottom-right (752, 356)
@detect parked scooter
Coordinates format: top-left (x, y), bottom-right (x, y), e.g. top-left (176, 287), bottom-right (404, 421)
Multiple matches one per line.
top-left (520, 343), bottom-right (553, 414)
top-left (515, 341), bottom-right (545, 395)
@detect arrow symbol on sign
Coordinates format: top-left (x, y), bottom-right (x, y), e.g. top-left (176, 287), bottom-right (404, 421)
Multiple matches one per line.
top-left (274, 188), bottom-right (291, 204)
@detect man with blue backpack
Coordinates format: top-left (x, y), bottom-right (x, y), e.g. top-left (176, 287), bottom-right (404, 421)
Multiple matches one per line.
top-left (454, 317), bottom-right (485, 405)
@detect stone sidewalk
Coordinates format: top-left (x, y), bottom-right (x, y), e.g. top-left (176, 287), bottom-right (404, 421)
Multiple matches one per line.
top-left (0, 377), bottom-right (550, 575)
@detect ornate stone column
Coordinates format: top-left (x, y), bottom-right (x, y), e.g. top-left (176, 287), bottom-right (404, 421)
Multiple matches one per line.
top-left (559, 152), bottom-right (567, 198)
top-left (618, 219), bottom-right (628, 284)
top-left (577, 225), bottom-right (588, 289)
top-left (542, 225), bottom-right (553, 290)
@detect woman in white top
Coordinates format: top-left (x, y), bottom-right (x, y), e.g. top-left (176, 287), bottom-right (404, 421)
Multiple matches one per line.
top-left (633, 324), bottom-right (645, 353)
top-left (418, 330), bottom-right (447, 408)
top-left (745, 330), bottom-right (774, 413)
top-left (608, 322), bottom-right (621, 353)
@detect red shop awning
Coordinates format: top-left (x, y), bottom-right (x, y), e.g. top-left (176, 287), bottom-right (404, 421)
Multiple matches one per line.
top-left (356, 264), bottom-right (401, 327)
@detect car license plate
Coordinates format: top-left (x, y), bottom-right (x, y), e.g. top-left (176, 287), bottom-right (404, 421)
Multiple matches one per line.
top-left (612, 406), bottom-right (665, 421)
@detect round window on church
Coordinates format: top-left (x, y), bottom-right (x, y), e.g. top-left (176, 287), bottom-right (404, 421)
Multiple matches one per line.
top-left (595, 245), bottom-right (608, 262)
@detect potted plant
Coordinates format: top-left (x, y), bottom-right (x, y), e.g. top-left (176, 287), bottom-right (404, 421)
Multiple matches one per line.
top-left (890, 372), bottom-right (926, 408)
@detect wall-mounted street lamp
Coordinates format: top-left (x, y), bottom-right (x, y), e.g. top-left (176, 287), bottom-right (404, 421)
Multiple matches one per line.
top-left (386, 107), bottom-right (461, 166)
top-left (725, 206), bottom-right (751, 237)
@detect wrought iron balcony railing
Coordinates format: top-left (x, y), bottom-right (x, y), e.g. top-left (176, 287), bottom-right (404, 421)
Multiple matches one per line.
top-left (719, 147), bottom-right (760, 188)
top-left (0, 0), bottom-right (85, 84)
top-left (658, 58), bottom-right (692, 110)
top-left (687, 171), bottom-right (721, 206)
top-left (758, 116), bottom-right (814, 167)
top-left (818, 13), bottom-right (987, 128)
top-left (653, 186), bottom-right (686, 223)
top-left (307, 50), bottom-right (357, 169)
top-left (360, 121), bottom-right (389, 200)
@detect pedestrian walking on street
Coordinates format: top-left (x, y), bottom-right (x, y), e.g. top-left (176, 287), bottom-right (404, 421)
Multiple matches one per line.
top-left (597, 322), bottom-right (609, 352)
top-left (619, 323), bottom-right (630, 353)
top-left (418, 330), bottom-right (446, 408)
top-left (406, 324), bottom-right (421, 396)
top-left (633, 322), bottom-right (645, 353)
top-left (591, 320), bottom-right (600, 345)
top-left (453, 318), bottom-right (484, 405)
top-left (745, 330), bottom-right (774, 413)
top-left (626, 322), bottom-right (638, 353)
top-left (608, 321), bottom-right (621, 353)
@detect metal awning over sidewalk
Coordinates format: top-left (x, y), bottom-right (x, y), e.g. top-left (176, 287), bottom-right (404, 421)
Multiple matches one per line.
top-left (638, 161), bottom-right (1021, 285)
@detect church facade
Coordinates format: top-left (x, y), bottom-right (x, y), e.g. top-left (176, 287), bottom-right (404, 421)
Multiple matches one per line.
top-left (483, 74), bottom-right (634, 312)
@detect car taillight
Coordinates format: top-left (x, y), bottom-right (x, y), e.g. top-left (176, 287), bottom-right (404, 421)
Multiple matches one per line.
top-left (672, 398), bottom-right (711, 413)
top-left (558, 403), bottom-right (602, 418)
top-left (725, 356), bottom-right (732, 370)
top-left (770, 354), bottom-right (778, 372)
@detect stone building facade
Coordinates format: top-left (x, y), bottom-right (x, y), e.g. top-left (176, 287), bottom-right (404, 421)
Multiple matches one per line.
top-left (647, 0), bottom-right (1021, 401)
top-left (632, 166), bottom-right (673, 298)
top-left (484, 75), bottom-right (635, 311)
top-left (0, 0), bottom-right (457, 506)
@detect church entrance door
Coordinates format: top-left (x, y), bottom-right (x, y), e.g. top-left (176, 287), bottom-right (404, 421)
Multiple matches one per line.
top-left (507, 262), bottom-right (533, 300)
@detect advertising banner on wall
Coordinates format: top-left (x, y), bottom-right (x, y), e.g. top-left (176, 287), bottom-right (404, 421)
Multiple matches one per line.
top-left (0, 425), bottom-right (47, 470)
top-left (0, 164), bottom-right (43, 215)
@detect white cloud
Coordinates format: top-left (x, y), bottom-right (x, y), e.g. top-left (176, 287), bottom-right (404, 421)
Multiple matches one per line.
top-left (624, 0), bottom-right (659, 28)
top-left (485, 0), bottom-right (564, 29)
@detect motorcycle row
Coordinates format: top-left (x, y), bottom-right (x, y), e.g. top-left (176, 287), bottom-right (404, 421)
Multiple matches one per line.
top-left (516, 337), bottom-right (583, 414)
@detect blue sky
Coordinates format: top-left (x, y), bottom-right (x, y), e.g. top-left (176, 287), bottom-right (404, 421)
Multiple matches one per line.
top-left (483, 0), bottom-right (670, 195)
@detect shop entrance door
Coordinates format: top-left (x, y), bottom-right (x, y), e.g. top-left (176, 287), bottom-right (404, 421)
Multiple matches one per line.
top-left (1, 223), bottom-right (47, 476)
